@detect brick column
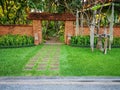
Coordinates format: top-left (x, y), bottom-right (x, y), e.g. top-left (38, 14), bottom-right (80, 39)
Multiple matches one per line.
top-left (65, 21), bottom-right (75, 45)
top-left (33, 20), bottom-right (42, 45)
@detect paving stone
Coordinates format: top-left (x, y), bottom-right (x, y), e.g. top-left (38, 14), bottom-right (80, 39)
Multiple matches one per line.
top-left (24, 67), bottom-right (33, 70)
top-left (26, 63), bottom-right (35, 67)
top-left (43, 58), bottom-right (50, 60)
top-left (27, 62), bottom-right (36, 65)
top-left (37, 67), bottom-right (46, 70)
top-left (38, 64), bottom-right (46, 67)
top-left (43, 56), bottom-right (50, 58)
top-left (52, 60), bottom-right (59, 62)
top-left (24, 44), bottom-right (61, 72)
top-left (52, 61), bottom-right (59, 64)
top-left (53, 57), bottom-right (59, 59)
top-left (32, 57), bottom-right (39, 60)
top-left (52, 62), bottom-right (59, 65)
top-left (40, 62), bottom-right (48, 64)
top-left (51, 63), bottom-right (59, 66)
top-left (30, 60), bottom-right (37, 62)
top-left (43, 60), bottom-right (49, 62)
top-left (50, 67), bottom-right (59, 70)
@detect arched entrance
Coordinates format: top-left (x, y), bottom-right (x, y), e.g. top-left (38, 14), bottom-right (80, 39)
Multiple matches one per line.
top-left (28, 13), bottom-right (76, 45)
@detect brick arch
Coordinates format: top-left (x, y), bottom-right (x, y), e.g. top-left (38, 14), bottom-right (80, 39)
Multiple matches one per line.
top-left (28, 13), bottom-right (76, 45)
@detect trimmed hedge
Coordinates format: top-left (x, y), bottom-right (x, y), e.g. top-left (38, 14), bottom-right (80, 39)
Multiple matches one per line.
top-left (70, 36), bottom-right (120, 47)
top-left (0, 34), bottom-right (34, 47)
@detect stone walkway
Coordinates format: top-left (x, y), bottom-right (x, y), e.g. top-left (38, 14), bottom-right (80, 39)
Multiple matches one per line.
top-left (24, 44), bottom-right (61, 72)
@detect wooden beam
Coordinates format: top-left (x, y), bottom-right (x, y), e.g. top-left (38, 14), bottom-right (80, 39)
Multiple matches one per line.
top-left (28, 13), bottom-right (76, 21)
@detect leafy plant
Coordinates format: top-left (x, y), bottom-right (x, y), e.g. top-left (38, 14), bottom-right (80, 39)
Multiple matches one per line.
top-left (70, 36), bottom-right (120, 47)
top-left (0, 34), bottom-right (34, 47)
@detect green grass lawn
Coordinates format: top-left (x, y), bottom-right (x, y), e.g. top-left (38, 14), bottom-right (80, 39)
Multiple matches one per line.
top-left (60, 45), bottom-right (120, 76)
top-left (0, 45), bottom-right (42, 76)
top-left (0, 45), bottom-right (120, 76)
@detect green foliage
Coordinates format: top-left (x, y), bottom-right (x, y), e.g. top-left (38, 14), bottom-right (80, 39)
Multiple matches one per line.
top-left (112, 37), bottom-right (120, 47)
top-left (69, 0), bottom-right (82, 9)
top-left (0, 34), bottom-right (34, 47)
top-left (70, 36), bottom-right (91, 46)
top-left (70, 36), bottom-right (120, 47)
top-left (42, 21), bottom-right (64, 42)
top-left (91, 4), bottom-right (101, 10)
top-left (27, 0), bottom-right (44, 10)
top-left (59, 36), bottom-right (64, 42)
top-left (0, 0), bottom-right (30, 24)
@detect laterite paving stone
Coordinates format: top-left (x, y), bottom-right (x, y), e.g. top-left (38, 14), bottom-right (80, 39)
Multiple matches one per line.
top-left (50, 67), bottom-right (59, 70)
top-left (37, 67), bottom-right (46, 71)
top-left (24, 66), bottom-right (33, 71)
top-left (24, 44), bottom-right (61, 74)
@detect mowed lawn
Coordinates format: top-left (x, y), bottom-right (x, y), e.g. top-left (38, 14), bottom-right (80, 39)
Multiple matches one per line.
top-left (0, 45), bottom-right (120, 76)
top-left (60, 45), bottom-right (120, 76)
top-left (0, 45), bottom-right (42, 76)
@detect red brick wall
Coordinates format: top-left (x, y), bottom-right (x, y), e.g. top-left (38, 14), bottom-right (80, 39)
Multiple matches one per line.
top-left (33, 20), bottom-right (42, 45)
top-left (0, 25), bottom-right (33, 36)
top-left (75, 26), bottom-right (120, 37)
top-left (0, 24), bottom-right (120, 45)
top-left (65, 21), bottom-right (75, 44)
top-left (113, 27), bottom-right (120, 37)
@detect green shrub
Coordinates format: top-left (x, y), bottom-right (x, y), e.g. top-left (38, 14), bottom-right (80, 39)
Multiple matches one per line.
top-left (0, 34), bottom-right (34, 47)
top-left (113, 37), bottom-right (120, 46)
top-left (59, 35), bottom-right (64, 42)
top-left (70, 36), bottom-right (120, 47)
top-left (70, 36), bottom-right (90, 46)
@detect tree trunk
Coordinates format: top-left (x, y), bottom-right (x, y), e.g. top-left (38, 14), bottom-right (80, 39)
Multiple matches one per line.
top-left (109, 3), bottom-right (114, 50)
top-left (90, 10), bottom-right (96, 51)
top-left (76, 9), bottom-right (79, 36)
top-left (80, 12), bottom-right (84, 36)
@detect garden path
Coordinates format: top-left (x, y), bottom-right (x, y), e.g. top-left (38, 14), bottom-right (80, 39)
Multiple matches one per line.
top-left (24, 44), bottom-right (61, 73)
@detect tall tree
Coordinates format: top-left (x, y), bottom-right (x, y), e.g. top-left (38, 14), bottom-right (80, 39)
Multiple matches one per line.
top-left (0, 0), bottom-right (29, 24)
